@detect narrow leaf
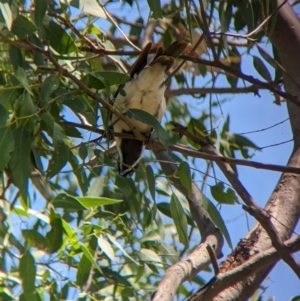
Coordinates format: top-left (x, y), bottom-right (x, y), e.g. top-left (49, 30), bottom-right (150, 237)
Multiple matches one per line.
top-left (146, 165), bottom-right (156, 202)
top-left (51, 193), bottom-right (87, 210)
top-left (178, 162), bottom-right (192, 197)
top-left (46, 210), bottom-right (63, 253)
top-left (146, 0), bottom-right (162, 19)
top-left (170, 193), bottom-right (188, 246)
top-left (77, 196), bottom-right (123, 207)
top-left (9, 45), bottom-right (25, 72)
top-left (128, 108), bottom-right (169, 149)
top-left (70, 0), bottom-right (106, 19)
top-left (107, 233), bottom-right (138, 265)
top-left (0, 126), bottom-right (14, 171)
top-left (9, 127), bottom-right (31, 201)
top-left (253, 56), bottom-right (272, 82)
top-left (34, 0), bottom-right (48, 28)
top-left (0, 2), bottom-right (13, 29)
top-left (20, 251), bottom-right (36, 299)
top-left (98, 235), bottom-right (115, 261)
top-left (202, 195), bottom-right (232, 249)
top-left (138, 248), bottom-right (161, 263)
top-left (76, 253), bottom-right (92, 287)
top-left (81, 71), bottom-right (131, 90)
top-left (80, 244), bottom-right (102, 273)
top-left (43, 19), bottom-right (77, 54)
top-left (47, 141), bottom-right (69, 178)
top-left (11, 15), bottom-right (36, 38)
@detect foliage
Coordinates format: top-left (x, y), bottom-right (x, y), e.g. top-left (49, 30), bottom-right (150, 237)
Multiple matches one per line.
top-left (0, 0), bottom-right (291, 300)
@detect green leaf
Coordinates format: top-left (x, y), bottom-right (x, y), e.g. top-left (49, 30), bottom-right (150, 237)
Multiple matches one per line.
top-left (46, 209), bottom-right (63, 253)
top-left (76, 253), bottom-right (92, 287)
top-left (291, 296), bottom-right (300, 301)
top-left (20, 251), bottom-right (36, 299)
top-left (40, 114), bottom-right (65, 146)
top-left (34, 0), bottom-right (48, 28)
top-left (81, 71), bottom-right (131, 90)
top-left (128, 108), bottom-right (169, 149)
top-left (138, 248), bottom-right (161, 263)
top-left (253, 56), bottom-right (272, 82)
top-left (157, 202), bottom-right (195, 227)
top-left (18, 91), bottom-right (37, 129)
top-left (80, 244), bottom-right (102, 273)
top-left (77, 196), bottom-right (123, 207)
top-left (11, 15), bottom-right (36, 38)
top-left (29, 34), bottom-right (44, 66)
top-left (41, 74), bottom-right (59, 104)
top-left (146, 165), bottom-right (156, 202)
top-left (210, 182), bottom-right (238, 204)
top-left (156, 241), bottom-right (179, 264)
top-left (240, 1), bottom-right (254, 32)
top-left (0, 2), bottom-right (13, 30)
top-left (15, 68), bottom-right (33, 96)
top-left (98, 235), bottom-right (115, 261)
top-left (51, 193), bottom-right (87, 210)
top-left (79, 143), bottom-right (88, 161)
top-left (146, 0), bottom-right (162, 19)
top-left (43, 19), bottom-right (77, 54)
top-left (22, 230), bottom-right (48, 250)
top-left (47, 141), bottom-right (69, 178)
top-left (257, 46), bottom-right (277, 69)
top-left (0, 126), bottom-right (14, 171)
top-left (107, 233), bottom-right (138, 265)
top-left (178, 162), bottom-right (192, 197)
top-left (9, 46), bottom-right (25, 72)
top-left (9, 127), bottom-right (31, 201)
top-left (70, 0), bottom-right (106, 19)
top-left (202, 195), bottom-right (232, 249)
top-left (68, 151), bottom-right (88, 194)
top-left (170, 193), bottom-right (188, 247)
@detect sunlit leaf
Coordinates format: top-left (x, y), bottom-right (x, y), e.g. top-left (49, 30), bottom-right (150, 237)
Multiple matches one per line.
top-left (80, 244), bottom-right (102, 273)
top-left (51, 193), bottom-right (87, 210)
top-left (70, 0), bottom-right (106, 19)
top-left (98, 235), bottom-right (115, 261)
top-left (138, 248), bottom-right (161, 263)
top-left (107, 233), bottom-right (138, 265)
top-left (43, 19), bottom-right (77, 54)
top-left (0, 2), bottom-right (13, 29)
top-left (77, 196), bottom-right (123, 207)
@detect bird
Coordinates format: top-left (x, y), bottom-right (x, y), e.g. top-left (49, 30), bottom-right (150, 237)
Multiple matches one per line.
top-left (111, 40), bottom-right (188, 177)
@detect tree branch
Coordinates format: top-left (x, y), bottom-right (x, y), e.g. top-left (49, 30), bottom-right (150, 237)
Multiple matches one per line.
top-left (188, 235), bottom-right (300, 301)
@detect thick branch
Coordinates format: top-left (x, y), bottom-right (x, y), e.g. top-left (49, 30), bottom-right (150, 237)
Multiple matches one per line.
top-left (189, 235), bottom-right (300, 301)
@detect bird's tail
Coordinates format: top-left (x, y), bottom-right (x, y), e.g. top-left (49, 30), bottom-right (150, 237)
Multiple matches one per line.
top-left (150, 39), bottom-right (189, 71)
top-left (117, 136), bottom-right (144, 177)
